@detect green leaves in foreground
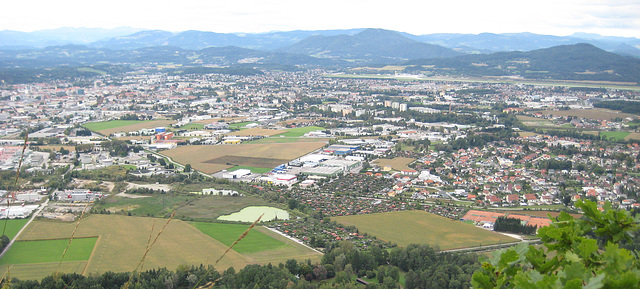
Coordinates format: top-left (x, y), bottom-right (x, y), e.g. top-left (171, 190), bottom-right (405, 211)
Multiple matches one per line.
top-left (472, 200), bottom-right (640, 289)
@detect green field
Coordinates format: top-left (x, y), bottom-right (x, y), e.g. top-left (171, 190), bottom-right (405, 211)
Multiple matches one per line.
top-left (278, 126), bottom-right (326, 137)
top-left (333, 210), bottom-right (518, 250)
top-left (180, 123), bottom-right (205, 130)
top-left (0, 237), bottom-right (97, 265)
top-left (83, 120), bottom-right (150, 131)
top-left (601, 131), bottom-right (630, 141)
top-left (190, 222), bottom-right (286, 254)
top-left (0, 218), bottom-right (29, 239)
top-left (228, 165), bottom-right (272, 174)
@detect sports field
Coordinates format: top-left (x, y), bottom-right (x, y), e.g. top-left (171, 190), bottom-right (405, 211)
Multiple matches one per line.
top-left (83, 120), bottom-right (175, 135)
top-left (333, 210), bottom-right (518, 250)
top-left (162, 142), bottom-right (325, 174)
top-left (373, 157), bottom-right (416, 171)
top-left (1, 214), bottom-right (320, 280)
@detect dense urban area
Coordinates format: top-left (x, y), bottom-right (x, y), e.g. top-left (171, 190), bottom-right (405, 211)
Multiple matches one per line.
top-left (1, 67), bottom-right (640, 288)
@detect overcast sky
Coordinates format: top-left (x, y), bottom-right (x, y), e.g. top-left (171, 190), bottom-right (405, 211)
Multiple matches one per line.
top-left (2, 0), bottom-right (639, 37)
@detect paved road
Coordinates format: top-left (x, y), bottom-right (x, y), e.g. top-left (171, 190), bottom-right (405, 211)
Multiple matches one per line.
top-left (0, 198), bottom-right (49, 259)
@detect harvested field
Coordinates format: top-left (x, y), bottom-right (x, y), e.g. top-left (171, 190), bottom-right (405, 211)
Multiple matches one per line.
top-left (491, 210), bottom-right (582, 219)
top-left (162, 142), bottom-right (325, 174)
top-left (625, 132), bottom-right (640, 140)
top-left (373, 157), bottom-right (416, 171)
top-left (37, 145), bottom-right (76, 152)
top-left (246, 137), bottom-right (331, 144)
top-left (333, 210), bottom-right (518, 250)
top-left (538, 108), bottom-right (637, 120)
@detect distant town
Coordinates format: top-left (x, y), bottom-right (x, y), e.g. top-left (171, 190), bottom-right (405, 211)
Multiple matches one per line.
top-left (1, 66), bottom-right (640, 285)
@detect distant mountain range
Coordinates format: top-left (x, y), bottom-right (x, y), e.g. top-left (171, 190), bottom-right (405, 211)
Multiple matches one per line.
top-left (1, 27), bottom-right (639, 57)
top-left (1, 28), bottom-right (640, 84)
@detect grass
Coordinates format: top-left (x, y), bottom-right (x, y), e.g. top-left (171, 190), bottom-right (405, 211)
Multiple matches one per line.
top-left (228, 165), bottom-right (272, 174)
top-left (190, 222), bottom-right (286, 254)
top-left (601, 131), bottom-right (630, 141)
top-left (83, 120), bottom-right (150, 132)
top-left (227, 128), bottom-right (285, 137)
top-left (0, 237), bottom-right (97, 265)
top-left (179, 123), bottom-right (205, 130)
top-left (0, 218), bottom-right (29, 239)
top-left (333, 210), bottom-right (518, 250)
top-left (278, 126), bottom-right (325, 137)
top-left (162, 142), bottom-right (326, 174)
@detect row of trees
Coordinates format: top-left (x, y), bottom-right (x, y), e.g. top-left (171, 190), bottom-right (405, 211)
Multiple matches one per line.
top-left (493, 216), bottom-right (538, 235)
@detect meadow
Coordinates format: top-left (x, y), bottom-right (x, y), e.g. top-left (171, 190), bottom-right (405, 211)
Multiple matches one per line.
top-left (600, 131), bottom-right (631, 141)
top-left (2, 214), bottom-right (320, 280)
top-left (228, 165), bottom-right (273, 174)
top-left (162, 142), bottom-right (325, 174)
top-left (333, 210), bottom-right (518, 250)
top-left (227, 128), bottom-right (285, 137)
top-left (173, 195), bottom-right (280, 220)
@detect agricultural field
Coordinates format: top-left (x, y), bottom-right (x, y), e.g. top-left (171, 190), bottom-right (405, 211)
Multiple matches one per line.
top-left (538, 108), bottom-right (636, 121)
top-left (191, 222), bottom-right (285, 254)
top-left (84, 120), bottom-right (174, 136)
top-left (36, 145), bottom-right (76, 152)
top-left (490, 210), bottom-right (582, 219)
top-left (2, 214), bottom-right (320, 280)
top-left (0, 237), bottom-right (97, 265)
top-left (227, 128), bottom-right (285, 137)
top-left (601, 131), bottom-right (630, 141)
top-left (162, 142), bottom-right (325, 174)
top-left (373, 157), bottom-right (416, 171)
top-left (0, 218), bottom-right (30, 239)
top-left (333, 210), bottom-right (518, 250)
top-left (278, 126), bottom-right (325, 137)
top-left (625, 132), bottom-right (640, 141)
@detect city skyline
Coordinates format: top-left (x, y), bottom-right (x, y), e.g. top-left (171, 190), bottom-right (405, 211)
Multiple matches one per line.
top-left (1, 0), bottom-right (639, 38)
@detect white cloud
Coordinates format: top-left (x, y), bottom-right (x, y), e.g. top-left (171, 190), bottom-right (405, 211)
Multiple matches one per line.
top-left (0, 0), bottom-right (637, 37)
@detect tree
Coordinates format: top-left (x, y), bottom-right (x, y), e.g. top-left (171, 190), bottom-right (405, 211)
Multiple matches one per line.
top-left (184, 164), bottom-right (192, 173)
top-left (472, 200), bottom-right (640, 288)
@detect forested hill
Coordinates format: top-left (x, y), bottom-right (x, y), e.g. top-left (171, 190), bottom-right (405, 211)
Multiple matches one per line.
top-left (278, 28), bottom-right (463, 63)
top-left (405, 43), bottom-right (640, 84)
